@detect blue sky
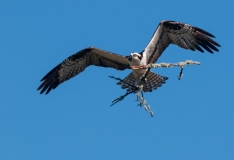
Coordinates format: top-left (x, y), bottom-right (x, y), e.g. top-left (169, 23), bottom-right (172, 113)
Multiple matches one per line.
top-left (1, 0), bottom-right (233, 160)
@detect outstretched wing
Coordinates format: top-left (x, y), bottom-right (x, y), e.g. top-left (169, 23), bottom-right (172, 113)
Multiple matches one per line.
top-left (143, 20), bottom-right (221, 64)
top-left (37, 47), bottom-right (130, 94)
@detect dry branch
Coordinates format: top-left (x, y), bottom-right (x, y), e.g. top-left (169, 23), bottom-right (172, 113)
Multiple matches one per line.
top-left (110, 60), bottom-right (200, 117)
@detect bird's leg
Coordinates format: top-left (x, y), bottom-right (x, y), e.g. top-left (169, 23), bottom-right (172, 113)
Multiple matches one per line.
top-left (136, 68), bottom-right (150, 105)
top-left (140, 68), bottom-right (151, 85)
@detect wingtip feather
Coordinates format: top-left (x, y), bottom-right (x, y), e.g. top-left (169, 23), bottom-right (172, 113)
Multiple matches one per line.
top-left (194, 26), bottom-right (215, 38)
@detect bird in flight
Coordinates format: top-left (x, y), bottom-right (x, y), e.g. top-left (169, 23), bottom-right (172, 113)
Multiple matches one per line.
top-left (37, 20), bottom-right (220, 95)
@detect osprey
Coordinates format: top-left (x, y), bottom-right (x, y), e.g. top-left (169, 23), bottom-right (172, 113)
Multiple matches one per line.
top-left (37, 20), bottom-right (220, 94)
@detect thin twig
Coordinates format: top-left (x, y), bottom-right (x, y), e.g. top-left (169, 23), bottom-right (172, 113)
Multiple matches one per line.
top-left (109, 76), bottom-right (138, 90)
top-left (111, 90), bottom-right (134, 106)
top-left (136, 92), bottom-right (153, 117)
top-left (178, 68), bottom-right (184, 80)
top-left (131, 60), bottom-right (200, 69)
top-left (109, 60), bottom-right (200, 117)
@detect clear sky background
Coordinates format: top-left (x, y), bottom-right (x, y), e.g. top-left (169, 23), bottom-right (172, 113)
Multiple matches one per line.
top-left (1, 0), bottom-right (233, 160)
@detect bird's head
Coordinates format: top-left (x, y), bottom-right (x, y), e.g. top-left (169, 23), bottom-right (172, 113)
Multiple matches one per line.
top-left (126, 52), bottom-right (142, 65)
top-left (126, 52), bottom-right (142, 61)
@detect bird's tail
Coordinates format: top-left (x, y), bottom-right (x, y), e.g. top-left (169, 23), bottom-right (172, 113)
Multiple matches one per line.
top-left (117, 71), bottom-right (168, 92)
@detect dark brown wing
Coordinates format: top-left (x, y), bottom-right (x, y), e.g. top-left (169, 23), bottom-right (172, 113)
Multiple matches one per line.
top-left (143, 20), bottom-right (221, 64)
top-left (37, 47), bottom-right (130, 94)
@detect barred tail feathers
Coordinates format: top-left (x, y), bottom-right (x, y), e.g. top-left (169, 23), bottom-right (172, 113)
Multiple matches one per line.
top-left (117, 71), bottom-right (168, 92)
top-left (143, 71), bottom-right (168, 92)
top-left (116, 72), bottom-right (136, 92)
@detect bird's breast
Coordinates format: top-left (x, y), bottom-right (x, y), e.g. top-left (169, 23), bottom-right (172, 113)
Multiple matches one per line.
top-left (132, 68), bottom-right (147, 84)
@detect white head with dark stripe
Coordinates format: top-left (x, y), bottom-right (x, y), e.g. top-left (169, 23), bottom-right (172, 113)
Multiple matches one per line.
top-left (126, 52), bottom-right (142, 65)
